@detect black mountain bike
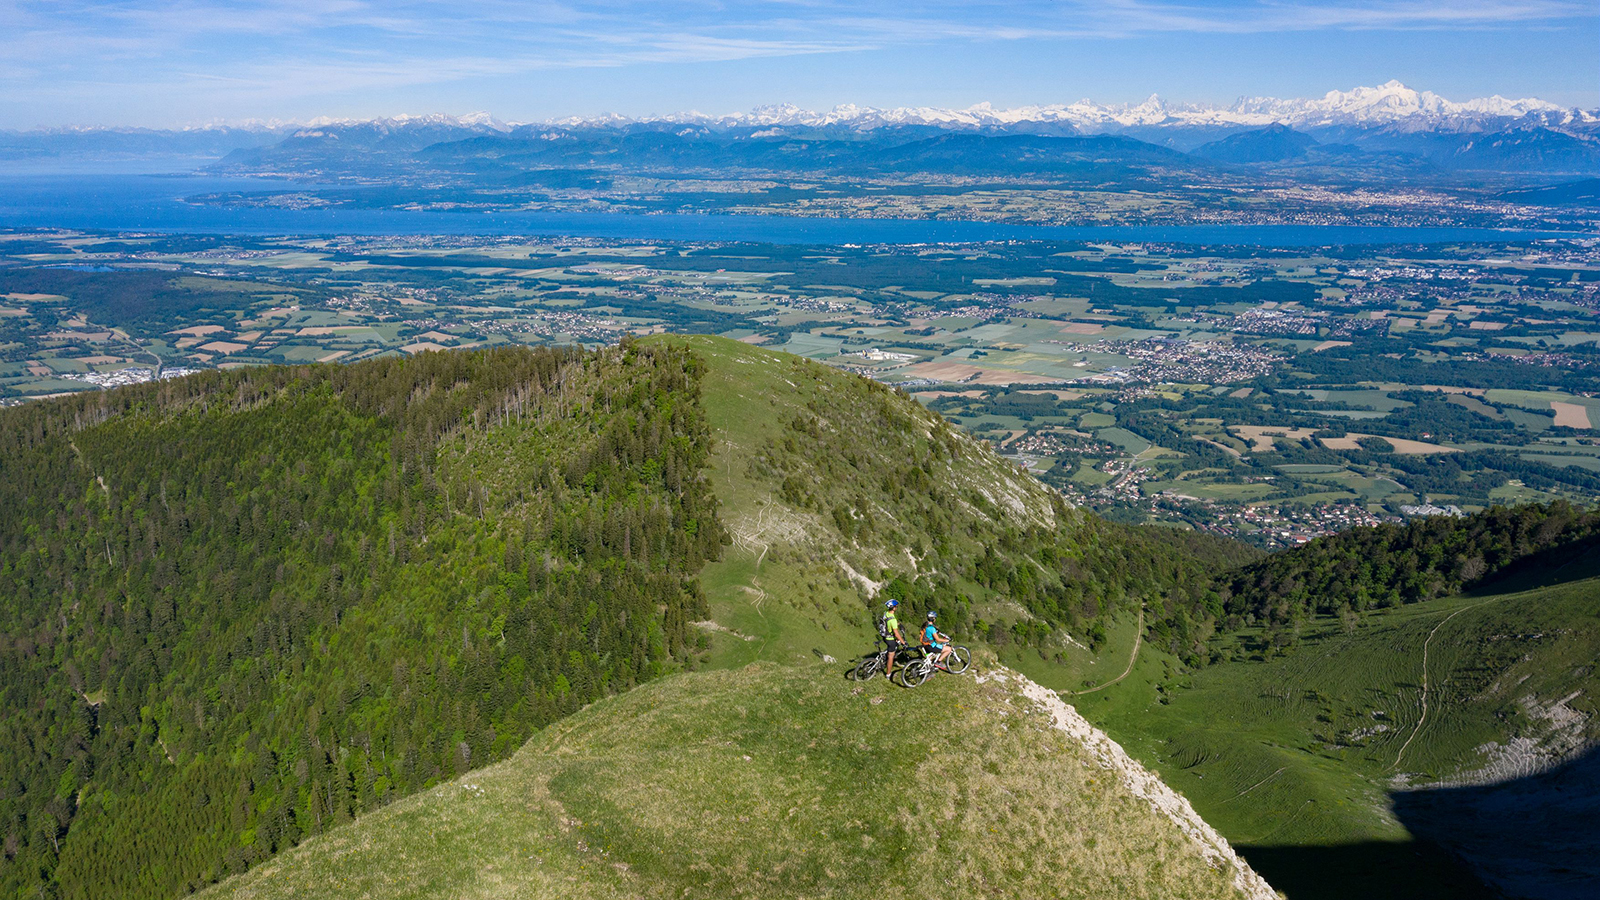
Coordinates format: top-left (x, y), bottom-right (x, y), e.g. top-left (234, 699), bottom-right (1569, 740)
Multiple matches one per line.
top-left (894, 644), bottom-right (971, 687)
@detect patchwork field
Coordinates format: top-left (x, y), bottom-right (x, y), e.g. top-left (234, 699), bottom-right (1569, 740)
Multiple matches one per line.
top-left (2, 230), bottom-right (1596, 546)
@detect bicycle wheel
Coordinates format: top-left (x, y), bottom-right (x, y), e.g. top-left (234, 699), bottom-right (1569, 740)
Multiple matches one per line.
top-left (853, 655), bottom-right (881, 681)
top-left (899, 659), bottom-right (932, 688)
top-left (947, 646), bottom-right (971, 674)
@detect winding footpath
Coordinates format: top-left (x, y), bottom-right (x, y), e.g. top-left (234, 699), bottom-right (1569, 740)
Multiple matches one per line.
top-left (1071, 605), bottom-right (1144, 696)
top-left (1390, 598), bottom-right (1495, 771)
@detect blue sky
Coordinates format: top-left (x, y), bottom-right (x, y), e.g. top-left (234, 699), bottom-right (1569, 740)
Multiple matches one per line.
top-left (0, 0), bottom-right (1594, 127)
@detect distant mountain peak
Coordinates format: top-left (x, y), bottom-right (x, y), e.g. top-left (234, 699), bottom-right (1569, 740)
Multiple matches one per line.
top-left (537, 83), bottom-right (1583, 133)
top-left (8, 84), bottom-right (1591, 143)
top-left (297, 112), bottom-right (512, 133)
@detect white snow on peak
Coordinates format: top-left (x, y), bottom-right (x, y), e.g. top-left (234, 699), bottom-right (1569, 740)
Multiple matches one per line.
top-left (1228, 81), bottom-right (1562, 127)
top-left (179, 84), bottom-right (1579, 137)
top-left (540, 82), bottom-right (1581, 132)
top-left (296, 112), bottom-right (512, 132)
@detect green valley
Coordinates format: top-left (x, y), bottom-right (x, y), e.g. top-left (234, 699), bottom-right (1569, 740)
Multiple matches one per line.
top-left (1079, 556), bottom-right (1599, 900)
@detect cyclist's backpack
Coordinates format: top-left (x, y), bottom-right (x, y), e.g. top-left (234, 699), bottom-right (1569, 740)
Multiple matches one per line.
top-left (875, 615), bottom-right (890, 641)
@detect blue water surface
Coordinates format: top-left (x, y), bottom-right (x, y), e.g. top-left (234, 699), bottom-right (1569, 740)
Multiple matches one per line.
top-left (0, 174), bottom-right (1589, 246)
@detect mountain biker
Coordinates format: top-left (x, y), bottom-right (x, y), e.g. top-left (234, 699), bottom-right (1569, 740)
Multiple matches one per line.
top-left (922, 611), bottom-right (953, 670)
top-left (882, 599), bottom-right (906, 680)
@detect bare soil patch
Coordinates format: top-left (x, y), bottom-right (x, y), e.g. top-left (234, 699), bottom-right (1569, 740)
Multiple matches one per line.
top-left (905, 361), bottom-right (1061, 386)
top-left (169, 324), bottom-right (228, 336)
top-left (1230, 425), bottom-right (1318, 452)
top-left (1319, 433), bottom-right (1459, 455)
top-left (1550, 402), bottom-right (1591, 429)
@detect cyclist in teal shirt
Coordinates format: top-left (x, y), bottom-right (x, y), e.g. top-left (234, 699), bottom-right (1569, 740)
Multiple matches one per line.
top-left (921, 611), bottom-right (954, 669)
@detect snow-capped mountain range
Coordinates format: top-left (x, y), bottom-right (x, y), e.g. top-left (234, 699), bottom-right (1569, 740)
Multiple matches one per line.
top-left (541, 81), bottom-right (1590, 132)
top-left (8, 82), bottom-right (1590, 138)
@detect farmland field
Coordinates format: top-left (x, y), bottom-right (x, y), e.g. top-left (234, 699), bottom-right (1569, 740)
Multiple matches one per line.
top-left (2, 229), bottom-right (1597, 547)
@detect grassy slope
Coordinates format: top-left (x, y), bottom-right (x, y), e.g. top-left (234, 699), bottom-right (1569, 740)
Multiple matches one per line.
top-left (650, 334), bottom-right (1154, 681)
top-left (1081, 559), bottom-right (1600, 899)
top-left (660, 335), bottom-right (1045, 658)
top-left (200, 663), bottom-right (1257, 900)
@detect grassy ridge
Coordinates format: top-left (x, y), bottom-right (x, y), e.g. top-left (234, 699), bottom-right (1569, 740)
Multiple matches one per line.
top-left (655, 334), bottom-right (1251, 674)
top-left (0, 334), bottom-right (1269, 900)
top-left (200, 663), bottom-right (1255, 900)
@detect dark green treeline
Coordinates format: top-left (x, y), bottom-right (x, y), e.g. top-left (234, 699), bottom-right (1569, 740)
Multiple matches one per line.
top-left (1215, 501), bottom-right (1599, 627)
top-left (0, 340), bottom-right (726, 899)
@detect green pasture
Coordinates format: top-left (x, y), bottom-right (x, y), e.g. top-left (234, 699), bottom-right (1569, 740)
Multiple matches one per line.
top-left (1097, 427), bottom-right (1152, 455)
top-left (777, 333), bottom-right (845, 358)
top-left (1070, 461), bottom-right (1113, 486)
top-left (1274, 464), bottom-right (1344, 474)
top-left (1142, 481), bottom-right (1276, 501)
top-left (1503, 408), bottom-right (1553, 431)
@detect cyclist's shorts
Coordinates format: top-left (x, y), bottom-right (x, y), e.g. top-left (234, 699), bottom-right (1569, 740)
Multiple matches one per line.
top-left (926, 641), bottom-right (944, 652)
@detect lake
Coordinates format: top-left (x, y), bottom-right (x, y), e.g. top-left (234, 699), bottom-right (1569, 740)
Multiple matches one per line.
top-left (0, 174), bottom-right (1589, 246)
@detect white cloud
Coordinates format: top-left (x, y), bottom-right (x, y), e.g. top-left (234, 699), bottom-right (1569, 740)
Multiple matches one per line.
top-left (0, 0), bottom-right (1588, 124)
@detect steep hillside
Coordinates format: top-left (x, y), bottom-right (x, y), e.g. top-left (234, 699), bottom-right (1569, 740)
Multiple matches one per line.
top-left (651, 335), bottom-right (1250, 675)
top-left (1085, 556), bottom-right (1600, 900)
top-left (0, 343), bottom-right (724, 900)
top-left (199, 662), bottom-right (1275, 900)
top-left (1193, 125), bottom-right (1320, 163)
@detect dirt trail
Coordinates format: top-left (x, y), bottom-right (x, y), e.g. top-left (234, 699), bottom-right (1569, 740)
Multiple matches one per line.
top-left (69, 439), bottom-right (110, 496)
top-left (1391, 598), bottom-right (1498, 772)
top-left (1071, 605), bottom-right (1144, 696)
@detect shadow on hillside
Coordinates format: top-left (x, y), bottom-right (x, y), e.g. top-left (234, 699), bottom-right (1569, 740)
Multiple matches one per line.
top-left (1234, 839), bottom-right (1497, 900)
top-left (1465, 533), bottom-right (1600, 596)
top-left (1240, 745), bottom-right (1600, 900)
top-left (1390, 744), bottom-right (1600, 900)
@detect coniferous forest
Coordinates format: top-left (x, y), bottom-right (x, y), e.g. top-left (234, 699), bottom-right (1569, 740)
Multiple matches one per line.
top-left (0, 340), bottom-right (725, 899)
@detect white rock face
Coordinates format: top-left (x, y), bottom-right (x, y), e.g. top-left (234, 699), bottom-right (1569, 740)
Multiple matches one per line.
top-left (978, 668), bottom-right (1282, 900)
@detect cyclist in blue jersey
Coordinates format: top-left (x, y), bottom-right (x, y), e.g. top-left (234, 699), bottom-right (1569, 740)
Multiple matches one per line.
top-left (921, 611), bottom-right (954, 670)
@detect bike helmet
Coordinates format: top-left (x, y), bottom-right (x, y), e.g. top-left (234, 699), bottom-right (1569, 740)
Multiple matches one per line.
top-left (926, 611), bottom-right (938, 621)
top-left (885, 599), bottom-right (899, 609)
